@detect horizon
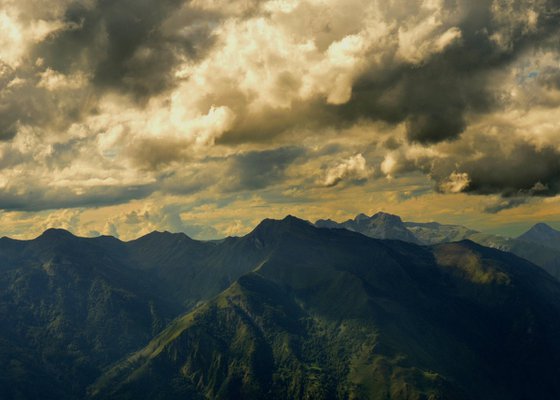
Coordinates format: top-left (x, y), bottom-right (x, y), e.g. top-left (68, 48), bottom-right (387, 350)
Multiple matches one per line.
top-left (8, 211), bottom-right (560, 242)
top-left (0, 0), bottom-right (559, 241)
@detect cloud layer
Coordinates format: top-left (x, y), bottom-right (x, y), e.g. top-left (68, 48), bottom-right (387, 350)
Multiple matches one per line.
top-left (0, 0), bottom-right (559, 237)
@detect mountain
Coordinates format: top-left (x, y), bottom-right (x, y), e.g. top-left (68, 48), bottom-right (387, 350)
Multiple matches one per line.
top-left (407, 224), bottom-right (560, 281)
top-left (404, 221), bottom-right (479, 244)
top-left (0, 228), bottom-right (274, 400)
top-left (90, 217), bottom-right (560, 400)
top-left (323, 213), bottom-right (560, 281)
top-left (316, 212), bottom-right (421, 244)
top-left (462, 232), bottom-right (560, 280)
top-left (0, 231), bottom-right (181, 400)
top-left (4, 218), bottom-right (560, 400)
top-left (518, 223), bottom-right (560, 250)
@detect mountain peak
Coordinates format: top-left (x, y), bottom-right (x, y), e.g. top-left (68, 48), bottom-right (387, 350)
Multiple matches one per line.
top-left (38, 228), bottom-right (76, 240)
top-left (250, 215), bottom-right (314, 240)
top-left (519, 222), bottom-right (560, 238)
top-left (531, 222), bottom-right (557, 232)
top-left (282, 214), bottom-right (312, 225)
top-left (256, 215), bottom-right (312, 229)
top-left (314, 218), bottom-right (340, 229)
top-left (135, 230), bottom-right (192, 242)
top-left (518, 222), bottom-right (560, 250)
top-left (314, 211), bottom-right (420, 243)
top-left (370, 211), bottom-right (403, 222)
top-left (146, 230), bottom-right (184, 237)
top-left (354, 213), bottom-right (370, 222)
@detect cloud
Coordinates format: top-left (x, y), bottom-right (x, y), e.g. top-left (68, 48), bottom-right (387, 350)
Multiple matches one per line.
top-left (458, 143), bottom-right (560, 197)
top-left (118, 204), bottom-right (220, 239)
top-left (0, 181), bottom-right (156, 212)
top-left (37, 68), bottom-right (87, 90)
top-left (30, 0), bottom-right (217, 97)
top-left (438, 172), bottom-right (471, 194)
top-left (225, 147), bottom-right (306, 191)
top-left (322, 153), bottom-right (371, 187)
top-left (0, 0), bottom-right (558, 220)
top-left (484, 197), bottom-right (531, 214)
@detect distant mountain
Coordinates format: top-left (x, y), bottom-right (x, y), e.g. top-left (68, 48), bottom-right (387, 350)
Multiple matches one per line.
top-left (404, 221), bottom-right (479, 244)
top-left (316, 212), bottom-right (421, 244)
top-left (317, 213), bottom-right (560, 280)
top-left (409, 227), bottom-right (560, 281)
top-left (90, 217), bottom-right (560, 400)
top-left (518, 223), bottom-right (560, 250)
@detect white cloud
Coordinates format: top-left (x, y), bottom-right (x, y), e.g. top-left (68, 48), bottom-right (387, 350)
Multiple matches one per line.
top-left (381, 153), bottom-right (398, 178)
top-left (439, 171), bottom-right (470, 193)
top-left (323, 153), bottom-right (371, 187)
top-left (397, 0), bottom-right (462, 64)
top-left (0, 2), bottom-right (83, 67)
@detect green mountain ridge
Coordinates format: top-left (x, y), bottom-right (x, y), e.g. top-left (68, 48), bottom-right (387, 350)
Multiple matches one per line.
top-left (2, 216), bottom-right (560, 399)
top-left (89, 217), bottom-right (560, 400)
top-left (0, 231), bottom-right (180, 399)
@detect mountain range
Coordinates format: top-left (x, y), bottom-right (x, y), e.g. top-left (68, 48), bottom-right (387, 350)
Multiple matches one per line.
top-left (315, 212), bottom-right (560, 280)
top-left (1, 215), bottom-right (560, 399)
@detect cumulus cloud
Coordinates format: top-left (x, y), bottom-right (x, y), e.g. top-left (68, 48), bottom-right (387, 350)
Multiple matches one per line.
top-left (0, 0), bottom-right (558, 223)
top-left (455, 143), bottom-right (560, 197)
top-left (439, 172), bottom-right (471, 194)
top-left (322, 153), bottom-right (371, 187)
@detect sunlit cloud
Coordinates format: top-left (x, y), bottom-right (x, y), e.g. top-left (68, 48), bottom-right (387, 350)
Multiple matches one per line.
top-left (0, 0), bottom-right (558, 238)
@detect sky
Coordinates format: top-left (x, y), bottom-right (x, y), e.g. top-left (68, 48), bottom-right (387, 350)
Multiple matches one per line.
top-left (0, 0), bottom-right (559, 240)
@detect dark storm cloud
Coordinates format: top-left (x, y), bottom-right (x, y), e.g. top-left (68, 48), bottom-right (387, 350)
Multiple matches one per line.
top-left (225, 147), bottom-right (306, 191)
top-left (0, 63), bottom-right (19, 140)
top-left (0, 68), bottom-right (92, 141)
top-left (208, 0), bottom-right (560, 148)
top-left (10, 0), bottom-right (560, 145)
top-left (427, 141), bottom-right (560, 200)
top-left (0, 183), bottom-right (157, 212)
top-left (335, 0), bottom-right (560, 144)
top-left (217, 99), bottom-right (337, 145)
top-left (32, 0), bottom-right (217, 98)
top-left (461, 143), bottom-right (560, 197)
top-left (125, 136), bottom-right (192, 170)
top-left (484, 197), bottom-right (531, 214)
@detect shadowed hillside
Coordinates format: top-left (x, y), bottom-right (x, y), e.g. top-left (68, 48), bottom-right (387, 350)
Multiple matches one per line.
top-left (89, 217), bottom-right (560, 400)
